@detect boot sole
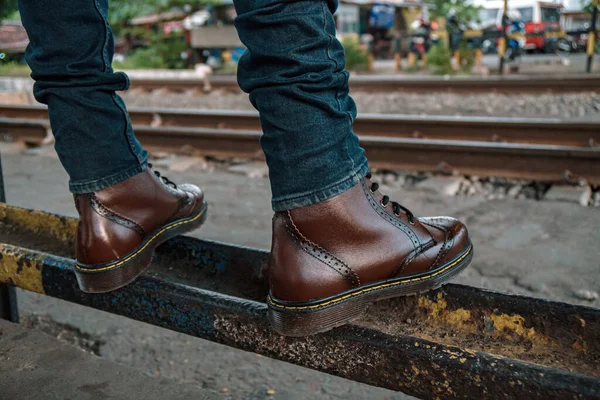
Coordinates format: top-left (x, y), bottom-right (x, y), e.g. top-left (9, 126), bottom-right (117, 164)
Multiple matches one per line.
top-left (74, 202), bottom-right (208, 294)
top-left (267, 242), bottom-right (473, 337)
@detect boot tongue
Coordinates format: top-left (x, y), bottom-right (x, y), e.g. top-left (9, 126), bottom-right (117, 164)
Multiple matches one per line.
top-left (148, 164), bottom-right (178, 189)
top-left (364, 172), bottom-right (414, 223)
top-left (362, 175), bottom-right (434, 247)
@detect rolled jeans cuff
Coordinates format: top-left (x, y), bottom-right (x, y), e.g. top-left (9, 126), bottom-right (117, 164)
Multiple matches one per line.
top-left (271, 160), bottom-right (369, 211)
top-left (68, 160), bottom-right (148, 194)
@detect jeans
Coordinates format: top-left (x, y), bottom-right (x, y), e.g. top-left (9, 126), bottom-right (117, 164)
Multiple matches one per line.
top-left (19, 0), bottom-right (368, 211)
top-left (19, 0), bottom-right (148, 194)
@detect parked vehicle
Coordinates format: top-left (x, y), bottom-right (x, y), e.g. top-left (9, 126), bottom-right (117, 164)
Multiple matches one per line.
top-left (474, 0), bottom-right (564, 53)
top-left (409, 18), bottom-right (433, 58)
top-left (504, 11), bottom-right (526, 65)
top-left (562, 11), bottom-right (599, 53)
top-left (446, 12), bottom-right (465, 52)
top-left (546, 34), bottom-right (578, 55)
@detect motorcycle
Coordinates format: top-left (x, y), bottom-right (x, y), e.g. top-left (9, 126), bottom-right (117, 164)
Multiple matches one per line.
top-left (544, 36), bottom-right (577, 56)
top-left (409, 19), bottom-right (433, 60)
top-left (503, 14), bottom-right (525, 69)
top-left (505, 36), bottom-right (525, 64)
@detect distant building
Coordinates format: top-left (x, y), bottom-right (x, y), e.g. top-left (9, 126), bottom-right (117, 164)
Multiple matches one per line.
top-left (0, 20), bottom-right (28, 55)
top-left (336, 0), bottom-right (427, 36)
top-left (562, 0), bottom-right (586, 12)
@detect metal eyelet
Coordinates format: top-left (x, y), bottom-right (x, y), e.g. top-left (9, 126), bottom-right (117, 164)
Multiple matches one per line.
top-left (380, 200), bottom-right (387, 208)
top-left (409, 218), bottom-right (415, 225)
top-left (394, 211), bottom-right (400, 217)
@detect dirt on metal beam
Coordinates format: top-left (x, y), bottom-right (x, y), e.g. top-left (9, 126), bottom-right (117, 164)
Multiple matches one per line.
top-left (0, 203), bottom-right (599, 399)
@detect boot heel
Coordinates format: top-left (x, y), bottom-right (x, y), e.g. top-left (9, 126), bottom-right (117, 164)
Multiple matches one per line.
top-left (75, 202), bottom-right (207, 293)
top-left (75, 249), bottom-right (153, 293)
top-left (267, 298), bottom-right (367, 337)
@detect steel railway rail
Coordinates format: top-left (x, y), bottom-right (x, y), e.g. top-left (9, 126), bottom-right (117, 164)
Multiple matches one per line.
top-left (1, 104), bottom-right (599, 147)
top-left (2, 115), bottom-right (599, 184)
top-left (124, 74), bottom-right (600, 94)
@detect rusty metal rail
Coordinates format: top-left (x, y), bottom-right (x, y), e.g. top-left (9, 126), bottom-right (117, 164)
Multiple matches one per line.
top-left (0, 198), bottom-right (599, 399)
top-left (2, 115), bottom-right (600, 184)
top-left (2, 104), bottom-right (599, 147)
top-left (126, 74), bottom-right (600, 94)
top-left (0, 155), bottom-right (18, 323)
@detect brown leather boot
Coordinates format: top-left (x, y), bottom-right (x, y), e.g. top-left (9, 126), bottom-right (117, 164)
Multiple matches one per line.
top-left (73, 166), bottom-right (207, 293)
top-left (267, 172), bottom-right (473, 336)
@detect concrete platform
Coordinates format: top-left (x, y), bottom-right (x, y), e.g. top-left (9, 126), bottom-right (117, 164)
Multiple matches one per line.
top-left (0, 145), bottom-right (598, 399)
top-left (0, 319), bottom-right (218, 400)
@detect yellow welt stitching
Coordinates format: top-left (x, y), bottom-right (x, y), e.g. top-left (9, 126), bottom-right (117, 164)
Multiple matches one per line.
top-left (268, 244), bottom-right (472, 310)
top-left (75, 208), bottom-right (206, 273)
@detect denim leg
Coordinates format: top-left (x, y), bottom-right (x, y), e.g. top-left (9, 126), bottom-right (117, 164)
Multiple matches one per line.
top-left (18, 0), bottom-right (148, 193)
top-left (234, 0), bottom-right (369, 211)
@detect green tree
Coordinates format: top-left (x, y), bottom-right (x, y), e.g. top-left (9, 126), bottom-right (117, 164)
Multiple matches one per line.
top-left (341, 36), bottom-right (369, 71)
top-left (109, 0), bottom-right (163, 26)
top-left (0, 0), bottom-right (19, 22)
top-left (582, 0), bottom-right (599, 12)
top-left (108, 0), bottom-right (220, 26)
top-left (429, 0), bottom-right (482, 25)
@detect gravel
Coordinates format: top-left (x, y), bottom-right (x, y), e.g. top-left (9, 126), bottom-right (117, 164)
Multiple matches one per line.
top-left (574, 289), bottom-right (600, 301)
top-left (121, 90), bottom-right (600, 120)
top-left (370, 170), bottom-right (600, 207)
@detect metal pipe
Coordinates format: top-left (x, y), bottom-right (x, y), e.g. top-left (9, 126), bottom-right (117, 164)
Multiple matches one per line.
top-left (0, 153), bottom-right (19, 323)
top-left (499, 0), bottom-right (509, 74)
top-left (587, 0), bottom-right (599, 73)
top-left (393, 34), bottom-right (401, 71)
top-left (0, 205), bottom-right (599, 398)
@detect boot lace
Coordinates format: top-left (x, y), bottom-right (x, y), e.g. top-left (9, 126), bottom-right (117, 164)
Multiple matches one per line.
top-left (148, 163), bottom-right (177, 189)
top-left (366, 172), bottom-right (415, 224)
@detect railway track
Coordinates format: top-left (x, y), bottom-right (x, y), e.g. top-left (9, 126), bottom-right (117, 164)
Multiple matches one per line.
top-left (1, 105), bottom-right (599, 184)
top-left (2, 104), bottom-right (599, 147)
top-left (125, 74), bottom-right (600, 94)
